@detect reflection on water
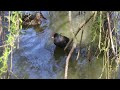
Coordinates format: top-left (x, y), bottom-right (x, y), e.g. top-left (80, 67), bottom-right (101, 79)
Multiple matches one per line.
top-left (8, 11), bottom-right (119, 79)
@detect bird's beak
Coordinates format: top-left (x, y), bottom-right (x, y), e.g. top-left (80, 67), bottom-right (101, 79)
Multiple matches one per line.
top-left (51, 32), bottom-right (55, 39)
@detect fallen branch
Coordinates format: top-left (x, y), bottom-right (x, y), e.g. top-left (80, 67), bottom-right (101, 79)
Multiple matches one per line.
top-left (64, 12), bottom-right (95, 51)
top-left (64, 43), bottom-right (76, 79)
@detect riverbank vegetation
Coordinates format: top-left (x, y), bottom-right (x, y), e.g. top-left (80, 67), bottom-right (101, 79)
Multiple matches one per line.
top-left (0, 11), bottom-right (22, 78)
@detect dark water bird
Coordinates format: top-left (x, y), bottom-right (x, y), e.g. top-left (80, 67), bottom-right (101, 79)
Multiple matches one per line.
top-left (52, 33), bottom-right (69, 48)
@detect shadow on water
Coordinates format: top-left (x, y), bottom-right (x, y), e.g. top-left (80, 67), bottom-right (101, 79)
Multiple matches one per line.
top-left (54, 47), bottom-right (68, 60)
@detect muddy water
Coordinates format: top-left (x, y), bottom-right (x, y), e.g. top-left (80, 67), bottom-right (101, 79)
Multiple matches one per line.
top-left (8, 11), bottom-right (118, 79)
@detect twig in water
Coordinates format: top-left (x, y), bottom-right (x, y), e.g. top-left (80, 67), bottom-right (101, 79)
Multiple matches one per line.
top-left (87, 45), bottom-right (91, 62)
top-left (64, 43), bottom-right (76, 79)
top-left (64, 12), bottom-right (95, 51)
top-left (107, 12), bottom-right (116, 56)
top-left (68, 11), bottom-right (78, 42)
top-left (98, 11), bottom-right (102, 50)
top-left (17, 14), bottom-right (20, 49)
top-left (76, 29), bottom-right (84, 61)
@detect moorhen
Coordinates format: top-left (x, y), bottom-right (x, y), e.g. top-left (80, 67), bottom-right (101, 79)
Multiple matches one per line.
top-left (52, 33), bottom-right (69, 48)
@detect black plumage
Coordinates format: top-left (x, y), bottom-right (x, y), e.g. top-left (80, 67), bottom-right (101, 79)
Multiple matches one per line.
top-left (53, 33), bottom-right (69, 48)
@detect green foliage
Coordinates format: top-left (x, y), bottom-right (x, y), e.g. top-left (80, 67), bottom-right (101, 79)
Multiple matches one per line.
top-left (91, 12), bottom-right (101, 45)
top-left (0, 11), bottom-right (22, 78)
top-left (90, 11), bottom-right (117, 79)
